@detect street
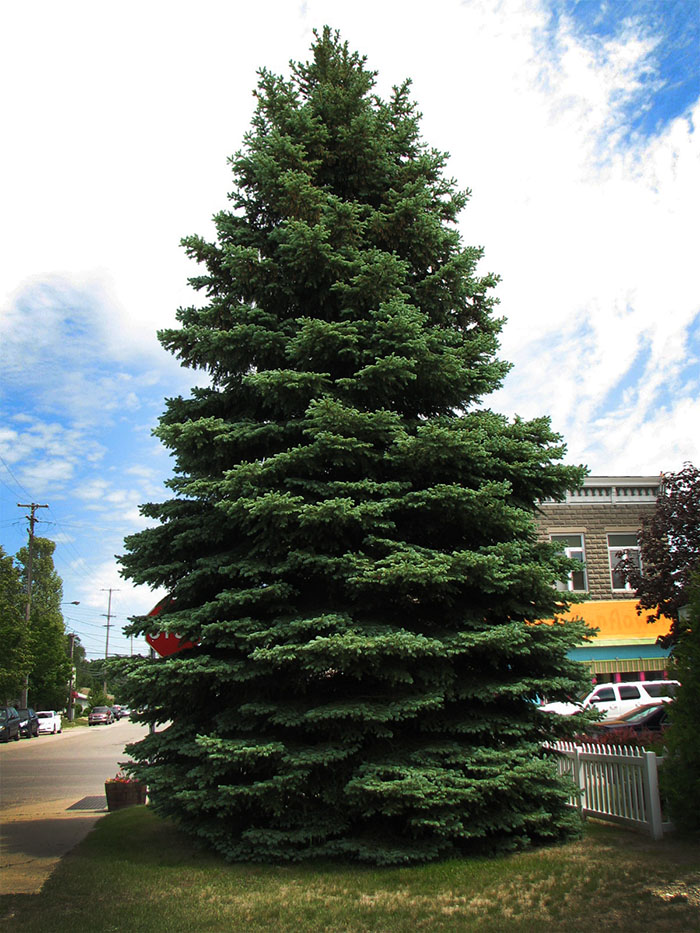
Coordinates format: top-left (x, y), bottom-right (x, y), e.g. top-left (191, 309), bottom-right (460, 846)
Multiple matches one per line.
top-left (0, 718), bottom-right (149, 894)
top-left (0, 717), bottom-right (147, 809)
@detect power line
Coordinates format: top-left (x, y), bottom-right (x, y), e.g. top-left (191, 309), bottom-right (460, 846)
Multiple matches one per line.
top-left (63, 616), bottom-right (115, 632)
top-left (0, 520), bottom-right (25, 530)
top-left (0, 455), bottom-right (34, 499)
top-left (41, 508), bottom-right (98, 583)
top-left (16, 501), bottom-right (48, 706)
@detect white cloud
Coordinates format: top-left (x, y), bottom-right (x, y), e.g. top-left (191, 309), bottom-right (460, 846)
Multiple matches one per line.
top-left (75, 480), bottom-right (110, 502)
top-left (0, 417), bottom-right (107, 493)
top-left (77, 555), bottom-right (166, 625)
top-left (488, 97), bottom-right (699, 470)
top-left (0, 0), bottom-right (697, 642)
top-left (3, 2), bottom-right (692, 473)
top-left (125, 465), bottom-right (160, 479)
top-left (122, 507), bottom-right (147, 525)
top-left (0, 278), bottom-right (191, 425)
top-left (51, 532), bottom-right (75, 544)
top-left (21, 458), bottom-right (76, 491)
top-left (453, 10), bottom-right (700, 472)
top-left (124, 392), bottom-right (141, 411)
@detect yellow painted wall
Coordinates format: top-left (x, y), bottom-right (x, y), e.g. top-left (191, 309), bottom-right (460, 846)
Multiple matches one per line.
top-left (551, 600), bottom-right (672, 646)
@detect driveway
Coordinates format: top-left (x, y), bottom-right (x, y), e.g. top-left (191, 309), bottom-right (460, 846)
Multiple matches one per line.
top-left (0, 718), bottom-right (148, 894)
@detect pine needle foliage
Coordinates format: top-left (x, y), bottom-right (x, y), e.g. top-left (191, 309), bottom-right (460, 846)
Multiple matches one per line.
top-left (119, 28), bottom-right (591, 865)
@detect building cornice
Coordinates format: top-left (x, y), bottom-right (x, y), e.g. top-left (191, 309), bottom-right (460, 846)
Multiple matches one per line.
top-left (541, 475), bottom-right (660, 505)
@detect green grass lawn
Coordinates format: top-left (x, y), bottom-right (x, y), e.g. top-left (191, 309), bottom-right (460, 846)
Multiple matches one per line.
top-left (61, 716), bottom-right (88, 729)
top-left (1, 808), bottom-right (698, 932)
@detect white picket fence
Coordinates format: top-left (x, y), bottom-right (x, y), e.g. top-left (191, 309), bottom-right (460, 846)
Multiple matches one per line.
top-left (546, 740), bottom-right (673, 840)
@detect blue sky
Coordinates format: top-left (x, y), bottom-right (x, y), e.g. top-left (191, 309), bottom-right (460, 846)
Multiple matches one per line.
top-left (1, 0), bottom-right (698, 658)
top-left (546, 0), bottom-right (699, 141)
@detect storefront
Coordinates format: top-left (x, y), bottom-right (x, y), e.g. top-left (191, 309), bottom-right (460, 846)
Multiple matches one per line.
top-left (554, 600), bottom-right (673, 683)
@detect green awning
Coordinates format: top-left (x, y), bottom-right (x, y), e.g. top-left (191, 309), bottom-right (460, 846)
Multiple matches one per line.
top-left (583, 657), bottom-right (671, 674)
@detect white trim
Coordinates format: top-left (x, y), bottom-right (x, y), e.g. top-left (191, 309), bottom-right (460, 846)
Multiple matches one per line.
top-left (541, 475), bottom-right (659, 505)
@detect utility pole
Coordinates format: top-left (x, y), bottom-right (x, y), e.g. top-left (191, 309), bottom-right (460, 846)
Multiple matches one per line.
top-left (67, 632), bottom-right (76, 721)
top-left (149, 645), bottom-right (156, 735)
top-left (17, 502), bottom-right (48, 707)
top-left (62, 602), bottom-right (79, 720)
top-left (102, 588), bottom-right (118, 693)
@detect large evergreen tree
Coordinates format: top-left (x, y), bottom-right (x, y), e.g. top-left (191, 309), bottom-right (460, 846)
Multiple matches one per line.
top-left (120, 29), bottom-right (590, 864)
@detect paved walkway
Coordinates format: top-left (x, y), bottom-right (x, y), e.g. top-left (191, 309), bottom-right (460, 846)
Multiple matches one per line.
top-left (0, 796), bottom-right (107, 895)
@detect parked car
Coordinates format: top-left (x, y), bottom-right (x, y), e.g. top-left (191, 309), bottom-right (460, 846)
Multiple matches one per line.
top-left (0, 706), bottom-right (21, 742)
top-left (539, 680), bottom-right (679, 721)
top-left (16, 708), bottom-right (39, 738)
top-left (595, 703), bottom-right (672, 735)
top-left (88, 706), bottom-right (114, 726)
top-left (36, 710), bottom-right (62, 734)
top-left (111, 705), bottom-right (124, 720)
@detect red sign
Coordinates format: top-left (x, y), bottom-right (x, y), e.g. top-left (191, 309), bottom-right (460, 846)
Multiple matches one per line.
top-left (145, 596), bottom-right (197, 657)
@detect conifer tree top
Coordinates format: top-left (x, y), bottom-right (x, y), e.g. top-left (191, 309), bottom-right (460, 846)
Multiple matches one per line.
top-left (159, 26), bottom-right (509, 428)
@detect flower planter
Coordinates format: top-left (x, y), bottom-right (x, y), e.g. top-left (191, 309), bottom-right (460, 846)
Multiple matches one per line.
top-left (104, 780), bottom-right (147, 811)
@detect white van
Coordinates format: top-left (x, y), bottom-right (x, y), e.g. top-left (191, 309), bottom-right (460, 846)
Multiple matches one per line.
top-left (540, 680), bottom-right (679, 720)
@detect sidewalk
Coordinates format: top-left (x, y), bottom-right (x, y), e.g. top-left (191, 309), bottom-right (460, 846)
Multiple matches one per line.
top-left (1, 718), bottom-right (146, 894)
top-left (0, 797), bottom-right (107, 895)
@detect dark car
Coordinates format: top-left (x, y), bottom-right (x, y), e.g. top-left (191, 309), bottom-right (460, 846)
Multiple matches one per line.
top-left (88, 706), bottom-right (114, 726)
top-left (594, 703), bottom-right (672, 735)
top-left (0, 707), bottom-right (21, 742)
top-left (16, 707), bottom-right (40, 738)
top-left (111, 705), bottom-right (124, 720)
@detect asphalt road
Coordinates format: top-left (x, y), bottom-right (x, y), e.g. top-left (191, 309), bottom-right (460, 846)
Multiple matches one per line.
top-left (0, 717), bottom-right (147, 809)
top-left (0, 718), bottom-right (149, 895)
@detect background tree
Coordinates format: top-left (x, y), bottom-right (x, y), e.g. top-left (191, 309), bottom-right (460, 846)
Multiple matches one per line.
top-left (90, 657), bottom-right (129, 701)
top-left (661, 576), bottom-right (700, 830)
top-left (0, 546), bottom-right (31, 703)
top-left (618, 462), bottom-right (700, 646)
top-left (17, 537), bottom-right (71, 709)
top-left (120, 29), bottom-right (591, 865)
top-left (71, 639), bottom-right (121, 703)
top-left (86, 685), bottom-right (111, 711)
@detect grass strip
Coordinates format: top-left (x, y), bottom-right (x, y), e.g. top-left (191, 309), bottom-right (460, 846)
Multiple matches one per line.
top-left (61, 718), bottom-right (89, 729)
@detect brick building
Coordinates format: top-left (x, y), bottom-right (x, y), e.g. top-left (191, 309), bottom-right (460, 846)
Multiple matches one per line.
top-left (535, 475), bottom-right (673, 684)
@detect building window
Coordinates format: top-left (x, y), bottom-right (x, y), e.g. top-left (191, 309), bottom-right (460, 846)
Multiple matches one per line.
top-left (551, 534), bottom-right (587, 591)
top-left (608, 533), bottom-right (641, 590)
